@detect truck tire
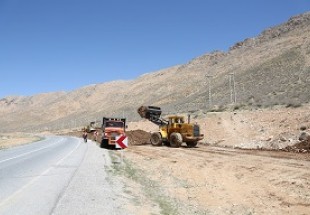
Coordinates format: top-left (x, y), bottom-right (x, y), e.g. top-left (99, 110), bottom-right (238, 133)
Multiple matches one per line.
top-left (150, 132), bottom-right (163, 146)
top-left (186, 141), bottom-right (198, 148)
top-left (100, 139), bottom-right (109, 148)
top-left (170, 132), bottom-right (182, 148)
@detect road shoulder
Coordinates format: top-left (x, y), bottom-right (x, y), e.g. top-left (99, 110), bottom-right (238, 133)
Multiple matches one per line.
top-left (52, 141), bottom-right (140, 215)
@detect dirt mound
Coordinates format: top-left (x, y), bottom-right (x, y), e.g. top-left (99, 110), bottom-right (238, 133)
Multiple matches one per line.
top-left (126, 130), bottom-right (151, 145)
top-left (283, 137), bottom-right (310, 153)
top-left (60, 129), bottom-right (151, 145)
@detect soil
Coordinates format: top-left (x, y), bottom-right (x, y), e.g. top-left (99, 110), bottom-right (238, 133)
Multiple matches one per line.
top-left (2, 106), bottom-right (309, 214)
top-left (60, 111), bottom-right (310, 213)
top-left (119, 136), bottom-right (310, 215)
top-left (126, 130), bottom-right (151, 145)
top-left (115, 122), bottom-right (310, 215)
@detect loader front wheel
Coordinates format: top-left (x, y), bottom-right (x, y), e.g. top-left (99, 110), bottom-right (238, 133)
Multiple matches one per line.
top-left (170, 132), bottom-right (182, 148)
top-left (150, 132), bottom-right (163, 146)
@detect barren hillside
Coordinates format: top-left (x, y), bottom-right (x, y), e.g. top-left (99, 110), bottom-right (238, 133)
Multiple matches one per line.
top-left (0, 12), bottom-right (309, 132)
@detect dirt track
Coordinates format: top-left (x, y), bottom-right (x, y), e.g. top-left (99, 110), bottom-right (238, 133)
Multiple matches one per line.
top-left (111, 130), bottom-right (310, 215)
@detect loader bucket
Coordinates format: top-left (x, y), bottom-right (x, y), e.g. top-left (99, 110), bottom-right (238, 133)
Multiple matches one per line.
top-left (137, 106), bottom-right (162, 120)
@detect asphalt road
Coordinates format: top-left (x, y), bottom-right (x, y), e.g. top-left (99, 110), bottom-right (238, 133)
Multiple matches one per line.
top-left (0, 136), bottom-right (86, 215)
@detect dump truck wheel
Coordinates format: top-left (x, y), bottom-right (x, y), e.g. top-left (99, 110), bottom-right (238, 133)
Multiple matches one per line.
top-left (170, 132), bottom-right (182, 148)
top-left (150, 132), bottom-right (163, 146)
top-left (100, 139), bottom-right (109, 148)
top-left (186, 141), bottom-right (198, 148)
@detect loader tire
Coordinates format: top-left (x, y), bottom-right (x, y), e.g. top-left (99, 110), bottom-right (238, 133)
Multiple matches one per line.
top-left (150, 132), bottom-right (163, 146)
top-left (170, 132), bottom-right (182, 148)
top-left (186, 141), bottom-right (198, 148)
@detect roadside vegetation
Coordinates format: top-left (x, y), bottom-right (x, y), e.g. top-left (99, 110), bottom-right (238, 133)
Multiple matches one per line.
top-left (0, 133), bottom-right (43, 149)
top-left (107, 150), bottom-right (179, 215)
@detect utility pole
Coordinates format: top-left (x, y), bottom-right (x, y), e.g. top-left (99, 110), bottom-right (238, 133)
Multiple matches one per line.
top-left (205, 75), bottom-right (213, 108)
top-left (228, 73), bottom-right (237, 104)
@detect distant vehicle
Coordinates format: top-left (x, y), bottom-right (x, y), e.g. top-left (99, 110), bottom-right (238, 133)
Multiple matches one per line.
top-left (137, 106), bottom-right (204, 147)
top-left (100, 117), bottom-right (126, 149)
top-left (84, 121), bottom-right (97, 133)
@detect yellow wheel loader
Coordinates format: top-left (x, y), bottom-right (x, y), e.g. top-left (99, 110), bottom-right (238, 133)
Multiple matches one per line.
top-left (137, 106), bottom-right (204, 148)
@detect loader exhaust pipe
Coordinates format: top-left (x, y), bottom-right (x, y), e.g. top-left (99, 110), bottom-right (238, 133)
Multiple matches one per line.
top-left (188, 114), bottom-right (191, 124)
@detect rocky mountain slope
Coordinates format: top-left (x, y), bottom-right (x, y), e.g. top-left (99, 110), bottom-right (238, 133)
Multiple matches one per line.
top-left (0, 12), bottom-right (309, 132)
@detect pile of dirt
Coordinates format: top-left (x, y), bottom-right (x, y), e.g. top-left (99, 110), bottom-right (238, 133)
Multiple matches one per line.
top-left (126, 130), bottom-right (151, 145)
top-left (283, 137), bottom-right (310, 153)
top-left (60, 129), bottom-right (151, 145)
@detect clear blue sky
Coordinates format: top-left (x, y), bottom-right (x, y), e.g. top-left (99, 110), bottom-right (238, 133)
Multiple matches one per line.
top-left (0, 0), bottom-right (309, 98)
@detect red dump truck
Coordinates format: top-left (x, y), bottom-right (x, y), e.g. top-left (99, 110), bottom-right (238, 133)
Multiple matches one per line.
top-left (100, 117), bottom-right (126, 149)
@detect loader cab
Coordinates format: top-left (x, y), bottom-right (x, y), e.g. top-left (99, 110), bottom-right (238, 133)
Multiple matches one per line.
top-left (167, 116), bottom-right (186, 132)
top-left (168, 116), bottom-right (185, 125)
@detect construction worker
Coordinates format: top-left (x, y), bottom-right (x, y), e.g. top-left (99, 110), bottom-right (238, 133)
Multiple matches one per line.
top-left (94, 131), bottom-right (98, 142)
top-left (83, 132), bottom-right (88, 143)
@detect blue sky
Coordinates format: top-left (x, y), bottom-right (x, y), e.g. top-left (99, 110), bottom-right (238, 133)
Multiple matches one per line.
top-left (0, 0), bottom-right (309, 98)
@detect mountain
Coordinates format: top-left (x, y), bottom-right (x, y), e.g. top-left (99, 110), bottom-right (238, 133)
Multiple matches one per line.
top-left (0, 12), bottom-right (309, 132)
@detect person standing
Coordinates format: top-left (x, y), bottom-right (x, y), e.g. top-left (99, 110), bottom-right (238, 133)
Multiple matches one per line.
top-left (94, 131), bottom-right (98, 142)
top-left (83, 132), bottom-right (88, 143)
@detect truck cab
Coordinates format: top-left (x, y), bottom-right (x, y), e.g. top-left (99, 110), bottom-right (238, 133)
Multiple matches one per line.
top-left (101, 117), bottom-right (126, 149)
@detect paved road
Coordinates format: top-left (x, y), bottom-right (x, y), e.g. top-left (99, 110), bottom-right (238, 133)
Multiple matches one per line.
top-left (0, 136), bottom-right (86, 215)
top-left (0, 136), bottom-right (137, 215)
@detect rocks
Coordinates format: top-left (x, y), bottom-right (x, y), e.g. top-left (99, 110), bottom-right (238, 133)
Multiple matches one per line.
top-left (299, 131), bottom-right (310, 141)
top-left (279, 135), bottom-right (287, 142)
top-left (283, 132), bottom-right (310, 153)
top-left (300, 125), bottom-right (307, 131)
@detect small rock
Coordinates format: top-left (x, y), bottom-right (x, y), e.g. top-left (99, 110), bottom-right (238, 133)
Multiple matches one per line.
top-left (266, 137), bottom-right (272, 141)
top-left (299, 132), bottom-right (310, 141)
top-left (279, 136), bottom-right (287, 142)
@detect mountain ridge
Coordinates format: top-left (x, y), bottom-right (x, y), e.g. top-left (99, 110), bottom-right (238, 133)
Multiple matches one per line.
top-left (0, 12), bottom-right (309, 132)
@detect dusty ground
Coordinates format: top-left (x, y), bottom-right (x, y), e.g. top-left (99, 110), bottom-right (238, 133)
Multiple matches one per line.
top-left (128, 105), bottom-right (310, 150)
top-left (2, 106), bottom-right (309, 214)
top-left (45, 105), bottom-right (310, 152)
top-left (0, 133), bottom-right (42, 149)
top-left (111, 128), bottom-right (310, 215)
top-left (115, 106), bottom-right (310, 215)
top-left (114, 143), bottom-right (309, 215)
